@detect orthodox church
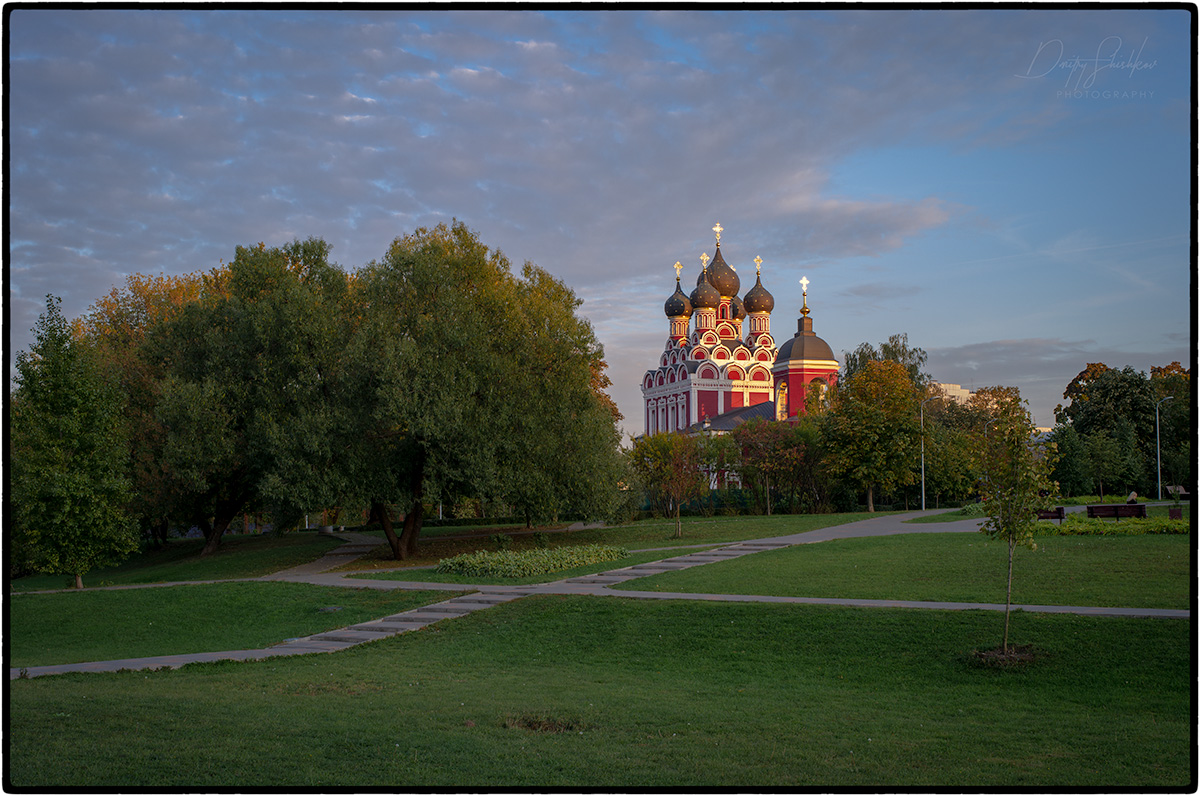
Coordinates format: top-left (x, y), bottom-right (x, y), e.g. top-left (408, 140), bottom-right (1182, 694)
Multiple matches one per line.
top-left (641, 224), bottom-right (840, 434)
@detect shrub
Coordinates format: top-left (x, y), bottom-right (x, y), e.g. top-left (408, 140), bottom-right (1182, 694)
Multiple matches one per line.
top-left (531, 532), bottom-right (550, 549)
top-left (1044, 514), bottom-right (1189, 536)
top-left (489, 533), bottom-right (513, 551)
top-left (953, 502), bottom-right (987, 518)
top-left (435, 545), bottom-right (629, 578)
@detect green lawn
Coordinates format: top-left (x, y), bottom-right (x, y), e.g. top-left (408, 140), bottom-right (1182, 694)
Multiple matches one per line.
top-left (9, 532), bottom-right (344, 592)
top-left (7, 596), bottom-right (1191, 789)
top-left (611, 532), bottom-right (1191, 609)
top-left (908, 503), bottom-right (1190, 524)
top-left (8, 582), bottom-right (461, 668)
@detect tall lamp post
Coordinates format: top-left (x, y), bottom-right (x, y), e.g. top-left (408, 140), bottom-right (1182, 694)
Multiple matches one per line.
top-left (1157, 395), bottom-right (1174, 500)
top-left (920, 396), bottom-right (937, 510)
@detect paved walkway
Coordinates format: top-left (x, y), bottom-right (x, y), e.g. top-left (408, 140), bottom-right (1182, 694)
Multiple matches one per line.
top-left (10, 510), bottom-right (1190, 679)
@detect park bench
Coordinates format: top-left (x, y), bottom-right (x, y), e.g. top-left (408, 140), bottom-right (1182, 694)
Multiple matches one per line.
top-left (1086, 504), bottom-right (1147, 521)
top-left (1166, 485), bottom-right (1190, 501)
top-left (1037, 506), bottom-right (1066, 523)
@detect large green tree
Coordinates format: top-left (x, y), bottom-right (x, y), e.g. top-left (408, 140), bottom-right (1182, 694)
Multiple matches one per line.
top-left (10, 296), bottom-right (139, 587)
top-left (149, 239), bottom-right (348, 555)
top-left (823, 359), bottom-right (921, 511)
top-left (348, 222), bottom-right (622, 558)
top-left (841, 333), bottom-right (930, 390)
top-left (76, 271), bottom-right (210, 546)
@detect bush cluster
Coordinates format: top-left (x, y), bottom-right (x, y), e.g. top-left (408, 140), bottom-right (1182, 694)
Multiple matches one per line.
top-left (952, 502), bottom-right (988, 518)
top-left (435, 544), bottom-right (629, 578)
top-left (1044, 515), bottom-right (1189, 536)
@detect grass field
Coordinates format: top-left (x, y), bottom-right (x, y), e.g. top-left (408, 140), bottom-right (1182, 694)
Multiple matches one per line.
top-left (611, 532), bottom-right (1191, 609)
top-left (6, 596), bottom-right (1191, 789)
top-left (9, 532), bottom-right (344, 592)
top-left (8, 582), bottom-right (461, 668)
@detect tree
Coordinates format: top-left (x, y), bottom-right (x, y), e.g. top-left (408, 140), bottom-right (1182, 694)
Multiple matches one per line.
top-left (1047, 425), bottom-right (1090, 498)
top-left (822, 359), bottom-right (920, 511)
top-left (1083, 430), bottom-right (1123, 502)
top-left (975, 388), bottom-right (1055, 655)
top-left (10, 296), bottom-right (139, 588)
top-left (150, 239), bottom-right (348, 555)
top-left (347, 222), bottom-right (622, 558)
top-left (629, 433), bottom-right (706, 538)
top-left (1055, 365), bottom-right (1156, 490)
top-left (842, 333), bottom-right (929, 390)
top-left (1150, 362), bottom-right (1192, 491)
top-left (76, 271), bottom-right (211, 546)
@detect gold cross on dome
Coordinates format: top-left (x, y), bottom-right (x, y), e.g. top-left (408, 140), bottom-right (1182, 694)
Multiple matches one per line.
top-left (754, 255), bottom-right (763, 274)
top-left (800, 276), bottom-right (810, 293)
top-left (700, 252), bottom-right (710, 270)
top-left (712, 222), bottom-right (723, 245)
top-left (673, 261), bottom-right (682, 279)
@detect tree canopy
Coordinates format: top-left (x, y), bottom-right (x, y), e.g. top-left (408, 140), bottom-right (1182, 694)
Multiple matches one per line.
top-left (11, 296), bottom-right (139, 587)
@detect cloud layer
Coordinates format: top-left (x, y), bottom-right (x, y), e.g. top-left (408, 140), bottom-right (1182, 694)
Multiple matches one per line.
top-left (8, 9), bottom-right (1191, 433)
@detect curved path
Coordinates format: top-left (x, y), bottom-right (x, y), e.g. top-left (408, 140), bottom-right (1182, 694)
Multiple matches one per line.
top-left (10, 510), bottom-right (1189, 679)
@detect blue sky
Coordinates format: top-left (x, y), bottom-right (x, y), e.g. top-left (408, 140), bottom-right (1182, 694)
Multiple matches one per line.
top-left (7, 7), bottom-right (1193, 434)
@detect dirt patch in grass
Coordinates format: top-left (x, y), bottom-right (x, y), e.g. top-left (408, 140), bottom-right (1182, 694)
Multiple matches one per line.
top-left (970, 644), bottom-right (1039, 669)
top-left (504, 713), bottom-right (591, 733)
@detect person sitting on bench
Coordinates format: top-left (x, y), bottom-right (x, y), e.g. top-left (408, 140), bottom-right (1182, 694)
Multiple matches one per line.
top-left (1126, 491), bottom-right (1138, 504)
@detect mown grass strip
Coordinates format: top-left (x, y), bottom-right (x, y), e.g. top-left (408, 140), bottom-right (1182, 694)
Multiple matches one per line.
top-left (8, 582), bottom-right (462, 667)
top-left (9, 532), bottom-right (345, 592)
top-left (611, 531), bottom-right (1191, 609)
top-left (7, 597), bottom-right (1190, 789)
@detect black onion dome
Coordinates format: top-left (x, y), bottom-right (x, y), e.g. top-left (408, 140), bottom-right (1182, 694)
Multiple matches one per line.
top-left (690, 276), bottom-right (720, 309)
top-left (774, 315), bottom-right (836, 364)
top-left (730, 295), bottom-right (746, 321)
top-left (664, 279), bottom-right (693, 318)
top-left (742, 273), bottom-right (775, 313)
top-left (706, 248), bottom-right (741, 297)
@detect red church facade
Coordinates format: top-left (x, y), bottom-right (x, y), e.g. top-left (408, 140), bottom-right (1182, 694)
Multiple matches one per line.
top-left (642, 225), bottom-right (839, 434)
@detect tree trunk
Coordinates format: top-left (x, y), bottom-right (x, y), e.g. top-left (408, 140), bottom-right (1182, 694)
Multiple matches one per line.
top-left (400, 497), bottom-right (423, 558)
top-left (371, 501), bottom-right (402, 560)
top-left (765, 473), bottom-right (772, 516)
top-left (674, 501), bottom-right (682, 539)
top-left (1004, 535), bottom-right (1015, 654)
top-left (200, 502), bottom-right (241, 557)
top-left (867, 485), bottom-right (875, 512)
top-left (74, 573), bottom-right (83, 590)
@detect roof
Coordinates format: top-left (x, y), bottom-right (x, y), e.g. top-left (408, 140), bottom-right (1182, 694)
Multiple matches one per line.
top-left (774, 315), bottom-right (836, 364)
top-left (686, 400), bottom-right (776, 433)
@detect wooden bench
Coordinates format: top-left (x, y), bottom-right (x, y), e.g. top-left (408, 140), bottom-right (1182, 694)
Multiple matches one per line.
top-left (1037, 507), bottom-right (1066, 523)
top-left (1166, 486), bottom-right (1191, 501)
top-left (1086, 504), bottom-right (1147, 521)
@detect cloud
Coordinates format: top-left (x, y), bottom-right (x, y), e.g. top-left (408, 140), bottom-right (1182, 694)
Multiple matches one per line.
top-left (7, 8), bottom-right (1189, 438)
top-left (926, 337), bottom-right (1191, 427)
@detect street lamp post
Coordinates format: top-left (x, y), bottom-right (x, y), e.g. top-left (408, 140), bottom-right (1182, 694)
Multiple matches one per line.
top-left (1157, 395), bottom-right (1175, 500)
top-left (920, 396), bottom-right (937, 511)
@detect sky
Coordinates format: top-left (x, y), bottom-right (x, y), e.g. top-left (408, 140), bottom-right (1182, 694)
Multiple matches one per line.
top-left (7, 7), bottom-right (1193, 435)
